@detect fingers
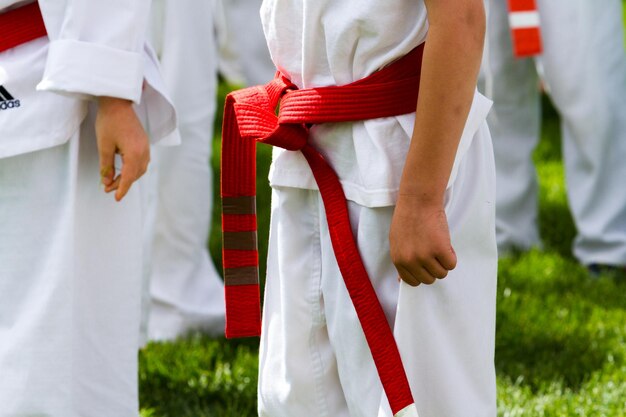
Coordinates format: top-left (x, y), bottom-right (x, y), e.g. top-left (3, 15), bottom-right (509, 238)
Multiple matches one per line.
top-left (389, 205), bottom-right (458, 287)
top-left (396, 264), bottom-right (424, 287)
top-left (101, 148), bottom-right (150, 201)
top-left (104, 174), bottom-right (121, 194)
top-left (95, 97), bottom-right (150, 201)
top-left (394, 248), bottom-right (457, 287)
top-left (423, 258), bottom-right (450, 279)
top-left (115, 163), bottom-right (135, 202)
top-left (437, 245), bottom-right (458, 271)
top-left (397, 263), bottom-right (437, 287)
top-left (99, 144), bottom-right (116, 187)
top-left (114, 147), bottom-right (150, 202)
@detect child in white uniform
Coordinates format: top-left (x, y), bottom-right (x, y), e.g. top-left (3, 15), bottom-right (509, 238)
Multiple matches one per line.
top-left (144, 0), bottom-right (225, 341)
top-left (0, 0), bottom-right (176, 415)
top-left (483, 0), bottom-right (626, 268)
top-left (255, 0), bottom-right (498, 416)
top-left (217, 0), bottom-right (275, 86)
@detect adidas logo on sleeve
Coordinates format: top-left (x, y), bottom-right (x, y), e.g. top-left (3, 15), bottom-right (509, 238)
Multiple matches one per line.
top-left (0, 85), bottom-right (20, 111)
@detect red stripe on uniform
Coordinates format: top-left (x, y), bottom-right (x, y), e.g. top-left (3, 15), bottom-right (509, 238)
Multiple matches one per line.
top-left (508, 0), bottom-right (542, 57)
top-left (512, 27), bottom-right (543, 57)
top-left (508, 0), bottom-right (539, 12)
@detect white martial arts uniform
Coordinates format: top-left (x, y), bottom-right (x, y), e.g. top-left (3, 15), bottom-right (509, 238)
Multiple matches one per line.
top-left (217, 0), bottom-right (275, 86)
top-left (483, 0), bottom-right (626, 265)
top-left (143, 0), bottom-right (225, 342)
top-left (0, 1), bottom-right (176, 415)
top-left (258, 1), bottom-right (498, 416)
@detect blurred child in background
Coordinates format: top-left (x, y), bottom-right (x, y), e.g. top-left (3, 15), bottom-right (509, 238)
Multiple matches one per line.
top-left (482, 0), bottom-right (626, 274)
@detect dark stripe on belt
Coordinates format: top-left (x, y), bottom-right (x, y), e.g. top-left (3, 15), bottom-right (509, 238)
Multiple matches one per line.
top-left (224, 266), bottom-right (259, 286)
top-left (223, 231), bottom-right (258, 251)
top-left (223, 196), bottom-right (256, 215)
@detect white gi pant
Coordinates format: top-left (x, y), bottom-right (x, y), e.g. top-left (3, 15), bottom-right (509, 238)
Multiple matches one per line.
top-left (0, 108), bottom-right (143, 417)
top-left (258, 124), bottom-right (497, 417)
top-left (217, 0), bottom-right (275, 86)
top-left (483, 0), bottom-right (626, 265)
top-left (143, 0), bottom-right (225, 341)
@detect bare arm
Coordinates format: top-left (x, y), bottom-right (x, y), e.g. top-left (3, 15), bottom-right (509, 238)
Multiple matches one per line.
top-left (389, 0), bottom-right (485, 286)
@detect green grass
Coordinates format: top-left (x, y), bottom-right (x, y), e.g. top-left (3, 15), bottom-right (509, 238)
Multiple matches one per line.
top-left (491, 95), bottom-right (626, 417)
top-left (139, 336), bottom-right (258, 416)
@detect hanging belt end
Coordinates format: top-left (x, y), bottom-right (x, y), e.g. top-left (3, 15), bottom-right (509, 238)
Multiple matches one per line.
top-left (224, 283), bottom-right (262, 338)
top-left (394, 403), bottom-right (419, 417)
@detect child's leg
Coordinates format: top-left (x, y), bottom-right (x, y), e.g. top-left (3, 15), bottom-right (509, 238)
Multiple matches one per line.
top-left (71, 107), bottom-right (144, 416)
top-left (260, 124), bottom-right (496, 417)
top-left (0, 106), bottom-right (144, 416)
top-left (380, 124), bottom-right (497, 417)
top-left (538, 0), bottom-right (626, 267)
top-left (484, 0), bottom-right (542, 253)
top-left (0, 134), bottom-right (78, 414)
top-left (145, 0), bottom-right (225, 341)
top-left (259, 187), bottom-right (400, 417)
top-left (259, 186), bottom-right (348, 417)
top-left (146, 137), bottom-right (226, 340)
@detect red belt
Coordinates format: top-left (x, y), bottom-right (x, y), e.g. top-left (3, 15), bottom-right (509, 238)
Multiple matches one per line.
top-left (221, 44), bottom-right (424, 416)
top-left (0, 2), bottom-right (47, 53)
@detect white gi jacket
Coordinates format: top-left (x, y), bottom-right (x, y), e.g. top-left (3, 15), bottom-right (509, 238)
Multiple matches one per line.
top-left (0, 2), bottom-right (177, 416)
top-left (0, 0), bottom-right (178, 158)
top-left (262, 0), bottom-right (492, 208)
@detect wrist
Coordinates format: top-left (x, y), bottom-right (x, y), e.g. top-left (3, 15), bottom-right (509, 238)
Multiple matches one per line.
top-left (97, 96), bottom-right (133, 113)
top-left (397, 189), bottom-right (445, 209)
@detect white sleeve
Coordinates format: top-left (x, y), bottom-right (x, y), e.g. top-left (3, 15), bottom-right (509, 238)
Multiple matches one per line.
top-left (36, 0), bottom-right (151, 103)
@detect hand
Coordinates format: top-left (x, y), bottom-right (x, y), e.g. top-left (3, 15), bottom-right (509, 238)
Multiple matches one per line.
top-left (389, 195), bottom-right (457, 286)
top-left (96, 97), bottom-right (150, 202)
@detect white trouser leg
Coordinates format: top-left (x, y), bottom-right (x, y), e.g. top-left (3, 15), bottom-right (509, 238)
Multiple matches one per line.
top-left (258, 186), bottom-right (397, 417)
top-left (259, 187), bottom-right (354, 417)
top-left (221, 0), bottom-right (276, 85)
top-left (538, 0), bottom-right (626, 266)
top-left (146, 133), bottom-right (225, 340)
top-left (379, 124), bottom-right (498, 417)
top-left (484, 0), bottom-right (542, 252)
top-left (259, 125), bottom-right (497, 417)
top-left (0, 136), bottom-right (78, 416)
top-left (145, 0), bottom-right (225, 340)
top-left (0, 107), bottom-right (143, 417)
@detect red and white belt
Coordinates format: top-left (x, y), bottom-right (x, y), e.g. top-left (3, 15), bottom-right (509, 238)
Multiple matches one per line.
top-left (0, 2), bottom-right (47, 53)
top-left (508, 0), bottom-right (543, 57)
top-left (221, 45), bottom-right (426, 417)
